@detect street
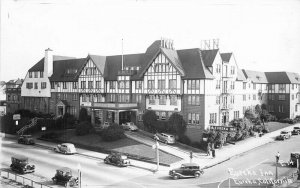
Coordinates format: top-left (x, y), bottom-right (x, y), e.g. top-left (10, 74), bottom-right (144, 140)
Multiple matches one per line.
top-left (1, 134), bottom-right (299, 188)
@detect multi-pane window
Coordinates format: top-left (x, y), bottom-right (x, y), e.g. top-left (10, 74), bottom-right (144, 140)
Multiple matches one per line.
top-left (278, 84), bottom-right (286, 92)
top-left (234, 111), bottom-right (240, 119)
top-left (187, 80), bottom-right (200, 90)
top-left (269, 105), bottom-right (274, 112)
top-left (81, 81), bottom-right (86, 89)
top-left (216, 96), bottom-right (220, 104)
top-left (253, 84), bottom-right (256, 90)
top-left (118, 94), bottom-right (130, 102)
top-left (230, 81), bottom-right (235, 90)
top-left (149, 95), bottom-right (155, 104)
top-left (40, 72), bottom-right (43, 78)
top-left (188, 95), bottom-right (200, 105)
top-left (148, 80), bottom-right (155, 89)
top-left (230, 95), bottom-right (235, 104)
top-left (158, 80), bottom-right (165, 90)
top-left (69, 106), bottom-right (76, 116)
top-left (110, 81), bottom-right (116, 89)
top-left (34, 72), bottom-right (38, 78)
top-left (96, 81), bottom-right (101, 89)
top-left (41, 82), bottom-right (46, 89)
top-left (230, 66), bottom-right (235, 75)
top-left (209, 113), bottom-right (217, 124)
top-left (88, 81), bottom-right (93, 89)
top-left (216, 80), bottom-right (221, 89)
top-left (63, 82), bottom-right (67, 89)
top-left (243, 83), bottom-right (246, 89)
top-left (170, 95), bottom-right (177, 105)
top-left (243, 95), bottom-right (246, 101)
top-left (29, 72), bottom-right (32, 78)
top-left (292, 94), bottom-right (294, 100)
top-left (136, 81), bottom-right (142, 89)
top-left (85, 68), bottom-right (96, 75)
top-left (63, 93), bottom-right (68, 100)
top-left (119, 81), bottom-right (125, 89)
top-left (278, 94), bottom-right (286, 100)
top-left (253, 94), bottom-right (256, 100)
top-left (269, 94), bottom-right (275, 100)
top-left (34, 82), bottom-right (38, 89)
top-left (72, 94), bottom-right (78, 101)
top-left (51, 82), bottom-right (55, 89)
top-left (125, 81), bottom-right (129, 89)
top-left (82, 94), bottom-right (86, 102)
top-left (169, 79), bottom-right (176, 89)
top-left (161, 112), bottom-right (166, 120)
top-left (57, 93), bottom-right (61, 99)
top-left (278, 105), bottom-right (284, 113)
top-left (159, 95), bottom-right (166, 105)
top-left (269, 84), bottom-right (275, 92)
top-left (73, 82), bottom-right (78, 89)
top-left (216, 64), bottom-right (221, 73)
top-left (96, 94), bottom-right (102, 102)
top-left (110, 94), bottom-right (116, 102)
top-left (188, 113), bottom-right (200, 125)
top-left (136, 94), bottom-right (142, 103)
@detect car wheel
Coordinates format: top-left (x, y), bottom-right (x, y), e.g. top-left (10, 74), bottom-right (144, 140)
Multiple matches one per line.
top-left (69, 181), bottom-right (74, 187)
top-left (173, 175), bottom-right (179, 180)
top-left (164, 140), bottom-right (168, 144)
top-left (194, 172), bottom-right (200, 178)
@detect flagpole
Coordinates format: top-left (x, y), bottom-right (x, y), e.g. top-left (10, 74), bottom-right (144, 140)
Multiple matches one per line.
top-left (122, 38), bottom-right (124, 70)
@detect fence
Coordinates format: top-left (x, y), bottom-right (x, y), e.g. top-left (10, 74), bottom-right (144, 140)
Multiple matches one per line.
top-left (0, 170), bottom-right (53, 188)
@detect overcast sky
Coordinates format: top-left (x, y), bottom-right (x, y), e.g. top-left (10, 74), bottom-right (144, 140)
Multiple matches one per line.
top-left (1, 0), bottom-right (300, 81)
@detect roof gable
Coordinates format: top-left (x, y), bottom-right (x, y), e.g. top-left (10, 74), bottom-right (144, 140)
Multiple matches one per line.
top-left (220, 53), bottom-right (232, 62)
top-left (201, 49), bottom-right (219, 67)
top-left (88, 55), bottom-right (106, 75)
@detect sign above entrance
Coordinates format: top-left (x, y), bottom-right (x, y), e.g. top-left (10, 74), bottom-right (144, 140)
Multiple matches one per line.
top-left (13, 114), bottom-right (21, 120)
top-left (210, 126), bottom-right (236, 132)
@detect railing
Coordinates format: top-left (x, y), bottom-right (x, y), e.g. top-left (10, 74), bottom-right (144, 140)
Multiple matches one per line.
top-left (0, 169), bottom-right (53, 188)
top-left (17, 117), bottom-right (38, 135)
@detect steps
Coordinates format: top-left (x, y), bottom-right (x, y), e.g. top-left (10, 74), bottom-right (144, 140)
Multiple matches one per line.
top-left (17, 117), bottom-right (38, 135)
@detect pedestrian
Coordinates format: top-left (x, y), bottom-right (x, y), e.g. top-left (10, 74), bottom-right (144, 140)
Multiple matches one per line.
top-left (276, 152), bottom-right (280, 163)
top-left (212, 148), bottom-right (216, 158)
top-left (207, 143), bottom-right (211, 156)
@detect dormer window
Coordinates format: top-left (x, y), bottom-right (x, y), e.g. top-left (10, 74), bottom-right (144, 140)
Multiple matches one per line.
top-left (66, 69), bottom-right (77, 74)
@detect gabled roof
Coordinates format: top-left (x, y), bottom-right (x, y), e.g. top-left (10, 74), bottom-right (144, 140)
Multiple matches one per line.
top-left (220, 53), bottom-right (232, 62)
top-left (242, 69), bottom-right (268, 83)
top-left (201, 49), bottom-right (219, 67)
top-left (265, 72), bottom-right (300, 84)
top-left (161, 48), bottom-right (185, 76)
top-left (177, 48), bottom-right (214, 79)
top-left (236, 69), bottom-right (247, 81)
top-left (88, 55), bottom-right (106, 75)
top-left (49, 58), bottom-right (87, 82)
top-left (28, 56), bottom-right (75, 72)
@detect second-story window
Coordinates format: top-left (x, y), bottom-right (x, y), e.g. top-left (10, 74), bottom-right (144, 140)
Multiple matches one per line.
top-left (34, 72), bottom-right (38, 78)
top-left (278, 94), bottom-right (286, 101)
top-left (253, 83), bottom-right (256, 90)
top-left (81, 81), bottom-right (86, 89)
top-left (51, 82), bottom-right (55, 89)
top-left (41, 82), bottom-right (46, 89)
top-left (29, 72), bottom-right (32, 78)
top-left (136, 81), bottom-right (142, 89)
top-left (148, 80), bottom-right (155, 89)
top-left (110, 81), bottom-right (116, 89)
top-left (73, 82), bottom-right (78, 89)
top-left (170, 95), bottom-right (177, 105)
top-left (88, 81), bottom-right (93, 89)
top-left (63, 82), bottom-right (67, 89)
top-left (159, 95), bottom-right (166, 105)
top-left (34, 82), bottom-right (38, 89)
top-left (149, 95), bottom-right (155, 104)
top-left (40, 72), bottom-right (44, 78)
top-left (169, 79), bottom-right (176, 89)
top-left (96, 81), bottom-right (101, 89)
top-left (278, 84), bottom-right (286, 93)
top-left (72, 94), bottom-right (78, 101)
top-left (158, 80), bottom-right (165, 90)
top-left (243, 83), bottom-right (246, 89)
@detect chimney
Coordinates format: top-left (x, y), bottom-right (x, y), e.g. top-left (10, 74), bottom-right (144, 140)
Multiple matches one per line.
top-left (44, 48), bottom-right (53, 77)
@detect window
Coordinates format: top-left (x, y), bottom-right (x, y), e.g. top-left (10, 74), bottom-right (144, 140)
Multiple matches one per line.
top-left (34, 82), bottom-right (38, 89)
top-left (292, 94), bottom-right (294, 100)
top-left (248, 94), bottom-right (251, 100)
top-left (188, 113), bottom-right (200, 125)
top-left (148, 80), bottom-right (155, 89)
top-left (243, 83), bottom-right (246, 89)
top-left (69, 106), bottom-right (76, 116)
top-left (158, 80), bottom-right (165, 90)
top-left (51, 82), bottom-right (55, 89)
top-left (169, 79), bottom-right (176, 89)
top-left (41, 82), bottom-right (46, 89)
top-left (63, 82), bottom-right (67, 89)
top-left (159, 95), bottom-right (166, 105)
top-left (110, 94), bottom-right (116, 102)
top-left (149, 95), bottom-right (155, 105)
top-left (136, 81), bottom-right (142, 89)
top-left (88, 81), bottom-right (93, 89)
top-left (253, 84), bottom-right (256, 90)
top-left (29, 72), bottom-right (32, 78)
top-left (188, 113), bottom-right (192, 124)
top-left (253, 94), bottom-right (256, 100)
top-left (161, 112), bottom-right (166, 120)
top-left (231, 95), bottom-right (235, 104)
top-left (269, 105), bottom-right (274, 112)
top-left (40, 72), bottom-right (43, 78)
top-left (269, 94), bottom-right (275, 100)
top-left (216, 96), bottom-right (220, 104)
top-left (110, 81), bottom-right (116, 89)
top-left (170, 95), bottom-right (177, 105)
top-left (234, 111), bottom-right (240, 119)
top-left (216, 80), bottom-right (221, 89)
top-left (57, 93), bottom-right (61, 99)
top-left (188, 95), bottom-right (200, 105)
top-left (72, 94), bottom-right (78, 101)
top-left (243, 95), bottom-right (246, 101)
top-left (195, 114), bottom-right (200, 124)
top-left (230, 81), bottom-right (235, 90)
top-left (81, 81), bottom-right (86, 89)
top-left (292, 84), bottom-right (294, 90)
top-left (119, 81), bottom-right (125, 89)
top-left (188, 96), bottom-right (192, 105)
top-left (26, 83), bottom-right (33, 89)
top-left (195, 96), bottom-right (200, 105)
top-left (34, 72), bottom-right (38, 78)
top-left (269, 84), bottom-right (275, 92)
top-left (278, 95), bottom-right (286, 101)
top-left (136, 94), bottom-right (142, 103)
top-left (209, 113), bottom-right (217, 124)
top-left (85, 68), bottom-right (96, 75)
top-left (82, 94), bottom-right (86, 102)
top-left (95, 81), bottom-right (101, 89)
top-left (63, 93), bottom-right (68, 100)
top-left (231, 66), bottom-right (235, 75)
top-left (73, 82), bottom-right (78, 89)
top-left (278, 105), bottom-right (284, 113)
top-left (278, 84), bottom-right (286, 92)
top-left (216, 64), bottom-right (221, 73)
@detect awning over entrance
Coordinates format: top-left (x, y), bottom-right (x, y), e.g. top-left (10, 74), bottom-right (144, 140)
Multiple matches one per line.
top-left (91, 102), bottom-right (138, 110)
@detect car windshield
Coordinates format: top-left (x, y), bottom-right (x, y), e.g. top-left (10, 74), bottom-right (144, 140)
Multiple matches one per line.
top-left (281, 131), bottom-right (288, 134)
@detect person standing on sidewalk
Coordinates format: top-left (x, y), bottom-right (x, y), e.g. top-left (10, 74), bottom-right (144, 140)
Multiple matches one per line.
top-left (207, 143), bottom-right (211, 156)
top-left (211, 143), bottom-right (216, 158)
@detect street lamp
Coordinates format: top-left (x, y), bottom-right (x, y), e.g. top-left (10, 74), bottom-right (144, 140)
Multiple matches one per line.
top-left (77, 163), bottom-right (82, 188)
top-left (153, 135), bottom-right (160, 172)
top-left (275, 152), bottom-right (280, 181)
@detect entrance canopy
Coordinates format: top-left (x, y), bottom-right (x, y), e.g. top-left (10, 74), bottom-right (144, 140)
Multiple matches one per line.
top-left (91, 102), bottom-right (138, 110)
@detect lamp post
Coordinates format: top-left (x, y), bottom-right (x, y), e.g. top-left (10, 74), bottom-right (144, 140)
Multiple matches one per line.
top-left (77, 163), bottom-right (82, 188)
top-left (275, 152), bottom-right (280, 181)
top-left (153, 135), bottom-right (160, 172)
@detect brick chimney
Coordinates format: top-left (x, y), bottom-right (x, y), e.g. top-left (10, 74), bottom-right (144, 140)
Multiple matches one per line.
top-left (44, 48), bottom-right (53, 77)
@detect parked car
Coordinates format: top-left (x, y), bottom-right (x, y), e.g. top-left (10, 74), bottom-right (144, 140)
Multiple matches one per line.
top-left (10, 155), bottom-right (35, 174)
top-left (276, 130), bottom-right (291, 140)
top-left (52, 167), bottom-right (78, 187)
top-left (121, 122), bottom-right (138, 131)
top-left (54, 143), bottom-right (77, 154)
top-left (292, 126), bottom-right (300, 135)
top-left (289, 152), bottom-right (300, 167)
top-left (169, 163), bottom-right (204, 180)
top-left (18, 135), bottom-right (35, 145)
top-left (104, 153), bottom-right (131, 167)
top-left (154, 133), bottom-right (175, 144)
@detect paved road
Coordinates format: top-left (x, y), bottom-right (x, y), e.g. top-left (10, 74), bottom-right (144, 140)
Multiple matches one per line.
top-left (1, 134), bottom-right (299, 188)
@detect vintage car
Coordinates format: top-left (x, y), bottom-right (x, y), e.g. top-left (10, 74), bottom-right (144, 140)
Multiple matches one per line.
top-left (169, 163), bottom-right (204, 180)
top-left (121, 122), bottom-right (138, 131)
top-left (154, 133), bottom-right (175, 144)
top-left (18, 135), bottom-right (35, 145)
top-left (289, 151), bottom-right (300, 167)
top-left (10, 155), bottom-right (35, 174)
top-left (52, 167), bottom-right (78, 187)
top-left (292, 126), bottom-right (300, 135)
top-left (104, 153), bottom-right (131, 167)
top-left (54, 143), bottom-right (77, 155)
top-left (276, 130), bottom-right (292, 140)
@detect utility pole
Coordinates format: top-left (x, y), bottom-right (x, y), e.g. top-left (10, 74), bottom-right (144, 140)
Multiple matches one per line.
top-left (153, 135), bottom-right (160, 172)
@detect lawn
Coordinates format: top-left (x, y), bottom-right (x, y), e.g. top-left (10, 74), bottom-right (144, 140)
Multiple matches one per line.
top-left (43, 129), bottom-right (182, 165)
top-left (264, 121), bottom-right (296, 132)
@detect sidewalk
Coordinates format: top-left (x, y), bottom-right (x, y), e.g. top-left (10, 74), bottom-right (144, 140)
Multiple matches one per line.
top-left (125, 124), bottom-right (298, 170)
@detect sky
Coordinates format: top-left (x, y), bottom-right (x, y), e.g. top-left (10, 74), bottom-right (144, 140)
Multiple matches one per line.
top-left (1, 0), bottom-right (300, 81)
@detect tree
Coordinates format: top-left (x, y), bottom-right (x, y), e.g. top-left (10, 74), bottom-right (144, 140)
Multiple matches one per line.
top-left (0, 113), bottom-right (16, 134)
top-left (76, 121), bottom-right (93, 136)
top-left (255, 104), bottom-right (262, 115)
top-left (142, 110), bottom-right (157, 132)
top-left (168, 113), bottom-right (187, 138)
top-left (101, 123), bottom-right (125, 141)
top-left (79, 108), bottom-right (89, 122)
top-left (215, 131), bottom-right (227, 148)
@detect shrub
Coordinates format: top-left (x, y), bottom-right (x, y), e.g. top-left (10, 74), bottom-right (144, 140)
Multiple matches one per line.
top-left (63, 113), bottom-right (76, 129)
top-left (234, 130), bottom-right (243, 141)
top-left (142, 110), bottom-right (157, 132)
top-left (265, 113), bottom-right (277, 122)
top-left (101, 124), bottom-right (125, 141)
top-left (279, 118), bottom-right (296, 124)
top-left (76, 121), bottom-right (93, 136)
top-left (0, 113), bottom-right (16, 134)
top-left (153, 120), bottom-right (168, 133)
top-left (168, 113), bottom-right (187, 137)
top-left (79, 108), bottom-right (89, 122)
top-left (40, 132), bottom-right (60, 140)
top-left (178, 135), bottom-right (191, 145)
top-left (262, 128), bottom-right (270, 133)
